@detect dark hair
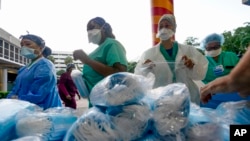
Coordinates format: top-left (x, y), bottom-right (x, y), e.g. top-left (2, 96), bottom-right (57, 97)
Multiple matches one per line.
top-left (88, 17), bottom-right (115, 39)
top-left (42, 46), bottom-right (52, 58)
top-left (66, 63), bottom-right (75, 71)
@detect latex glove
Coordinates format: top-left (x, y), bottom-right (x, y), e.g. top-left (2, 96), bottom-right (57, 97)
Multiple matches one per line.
top-left (143, 59), bottom-right (156, 69)
top-left (182, 55), bottom-right (194, 69)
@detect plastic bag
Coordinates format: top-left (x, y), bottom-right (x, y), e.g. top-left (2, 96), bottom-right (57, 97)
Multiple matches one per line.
top-left (0, 99), bottom-right (40, 141)
top-left (151, 83), bottom-right (190, 136)
top-left (90, 72), bottom-right (154, 106)
top-left (106, 101), bottom-right (151, 140)
top-left (64, 107), bottom-right (121, 141)
top-left (71, 69), bottom-right (89, 98)
top-left (15, 107), bottom-right (78, 141)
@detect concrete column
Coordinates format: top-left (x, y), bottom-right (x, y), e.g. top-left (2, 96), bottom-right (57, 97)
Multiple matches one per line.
top-left (2, 68), bottom-right (8, 91)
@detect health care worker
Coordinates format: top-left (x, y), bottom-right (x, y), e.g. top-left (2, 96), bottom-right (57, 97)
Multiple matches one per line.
top-left (73, 17), bottom-right (128, 107)
top-left (7, 34), bottom-right (62, 110)
top-left (200, 33), bottom-right (246, 109)
top-left (201, 33), bottom-right (239, 84)
top-left (134, 14), bottom-right (208, 104)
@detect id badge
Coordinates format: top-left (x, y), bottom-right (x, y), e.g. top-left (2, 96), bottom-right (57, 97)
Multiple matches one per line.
top-left (213, 65), bottom-right (224, 76)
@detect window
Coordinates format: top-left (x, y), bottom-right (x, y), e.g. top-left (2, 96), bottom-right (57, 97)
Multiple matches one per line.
top-left (4, 42), bottom-right (9, 59)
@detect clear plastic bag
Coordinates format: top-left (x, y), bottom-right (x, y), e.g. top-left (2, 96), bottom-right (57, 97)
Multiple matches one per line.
top-left (151, 83), bottom-right (190, 136)
top-left (90, 72), bottom-right (154, 106)
top-left (71, 69), bottom-right (89, 98)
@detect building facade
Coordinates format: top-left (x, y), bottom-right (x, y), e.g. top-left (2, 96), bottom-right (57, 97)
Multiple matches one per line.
top-left (0, 28), bottom-right (30, 91)
top-left (51, 51), bottom-right (83, 72)
top-left (0, 28), bottom-right (83, 92)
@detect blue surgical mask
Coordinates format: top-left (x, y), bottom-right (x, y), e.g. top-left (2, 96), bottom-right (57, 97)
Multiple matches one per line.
top-left (20, 46), bottom-right (38, 59)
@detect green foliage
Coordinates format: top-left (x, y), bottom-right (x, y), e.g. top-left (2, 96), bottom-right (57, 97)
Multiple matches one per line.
top-left (184, 37), bottom-right (200, 47)
top-left (0, 91), bottom-right (9, 99)
top-left (222, 22), bottom-right (250, 56)
top-left (56, 69), bottom-right (66, 76)
top-left (64, 56), bottom-right (73, 65)
top-left (127, 61), bottom-right (137, 73)
top-left (47, 55), bottom-right (55, 64)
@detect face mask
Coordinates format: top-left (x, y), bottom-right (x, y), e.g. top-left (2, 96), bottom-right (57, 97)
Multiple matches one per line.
top-left (205, 48), bottom-right (222, 57)
top-left (20, 46), bottom-right (38, 59)
top-left (156, 28), bottom-right (175, 41)
top-left (87, 29), bottom-right (102, 44)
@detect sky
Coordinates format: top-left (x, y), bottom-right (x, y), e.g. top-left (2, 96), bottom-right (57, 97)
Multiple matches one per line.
top-left (0, 0), bottom-right (250, 62)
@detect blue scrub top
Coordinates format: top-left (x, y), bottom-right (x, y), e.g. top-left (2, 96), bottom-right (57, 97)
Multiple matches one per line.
top-left (7, 57), bottom-right (62, 110)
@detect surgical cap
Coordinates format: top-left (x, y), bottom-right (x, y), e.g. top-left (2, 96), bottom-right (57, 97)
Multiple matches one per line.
top-left (89, 17), bottom-right (112, 34)
top-left (200, 33), bottom-right (224, 50)
top-left (66, 63), bottom-right (75, 71)
top-left (158, 14), bottom-right (177, 33)
top-left (19, 34), bottom-right (46, 48)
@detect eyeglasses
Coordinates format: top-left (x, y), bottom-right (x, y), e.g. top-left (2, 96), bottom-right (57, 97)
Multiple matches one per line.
top-left (205, 45), bottom-right (220, 51)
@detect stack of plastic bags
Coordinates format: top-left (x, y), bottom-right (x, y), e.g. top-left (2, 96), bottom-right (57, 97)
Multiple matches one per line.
top-left (14, 107), bottom-right (78, 141)
top-left (185, 100), bottom-right (250, 141)
top-left (0, 99), bottom-right (39, 141)
top-left (185, 103), bottom-right (223, 141)
top-left (64, 71), bottom-right (250, 141)
top-left (64, 72), bottom-right (191, 141)
top-left (64, 72), bottom-right (154, 141)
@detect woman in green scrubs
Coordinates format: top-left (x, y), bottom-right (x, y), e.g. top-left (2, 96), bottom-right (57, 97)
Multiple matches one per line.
top-left (73, 17), bottom-right (128, 107)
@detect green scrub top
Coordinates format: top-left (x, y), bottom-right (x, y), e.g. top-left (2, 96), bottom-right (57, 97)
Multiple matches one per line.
top-left (83, 38), bottom-right (128, 106)
top-left (202, 51), bottom-right (239, 84)
top-left (160, 41), bottom-right (178, 82)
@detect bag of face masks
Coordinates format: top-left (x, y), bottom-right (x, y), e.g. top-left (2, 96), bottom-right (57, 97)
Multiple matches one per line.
top-left (71, 69), bottom-right (89, 98)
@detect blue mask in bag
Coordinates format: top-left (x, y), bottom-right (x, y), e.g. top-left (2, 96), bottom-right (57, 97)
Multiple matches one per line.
top-left (20, 46), bottom-right (38, 59)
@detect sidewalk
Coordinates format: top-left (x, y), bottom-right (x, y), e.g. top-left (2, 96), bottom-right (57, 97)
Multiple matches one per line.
top-left (75, 98), bottom-right (89, 117)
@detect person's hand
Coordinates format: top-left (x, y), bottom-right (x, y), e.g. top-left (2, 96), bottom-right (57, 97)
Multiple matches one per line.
top-left (182, 55), bottom-right (194, 69)
top-left (200, 76), bottom-right (232, 103)
top-left (66, 95), bottom-right (72, 100)
top-left (143, 59), bottom-right (156, 69)
top-left (73, 49), bottom-right (90, 64)
top-left (77, 94), bottom-right (81, 100)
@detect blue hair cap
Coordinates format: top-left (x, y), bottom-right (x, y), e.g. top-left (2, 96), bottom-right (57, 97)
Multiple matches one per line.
top-left (20, 34), bottom-right (45, 48)
top-left (200, 33), bottom-right (224, 50)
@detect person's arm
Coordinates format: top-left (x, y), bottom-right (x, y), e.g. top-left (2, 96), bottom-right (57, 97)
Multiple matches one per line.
top-left (200, 46), bottom-right (250, 103)
top-left (229, 47), bottom-right (250, 96)
top-left (86, 59), bottom-right (126, 76)
top-left (73, 44), bottom-right (127, 77)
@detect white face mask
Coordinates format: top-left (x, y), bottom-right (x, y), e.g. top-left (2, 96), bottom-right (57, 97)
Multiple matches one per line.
top-left (156, 28), bottom-right (175, 41)
top-left (87, 29), bottom-right (102, 44)
top-left (205, 48), bottom-right (222, 57)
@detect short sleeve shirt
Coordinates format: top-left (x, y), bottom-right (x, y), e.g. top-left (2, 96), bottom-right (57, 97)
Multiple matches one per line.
top-left (83, 38), bottom-right (128, 92)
